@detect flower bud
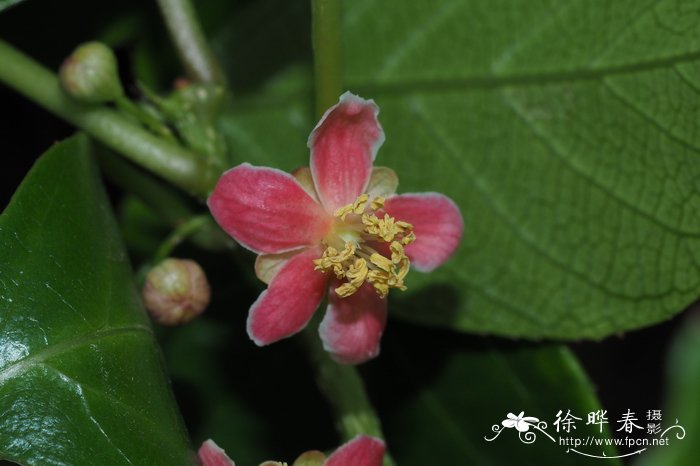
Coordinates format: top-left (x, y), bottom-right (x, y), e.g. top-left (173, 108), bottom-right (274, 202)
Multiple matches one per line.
top-left (59, 41), bottom-right (124, 104)
top-left (142, 258), bottom-right (210, 325)
top-left (290, 451), bottom-right (326, 466)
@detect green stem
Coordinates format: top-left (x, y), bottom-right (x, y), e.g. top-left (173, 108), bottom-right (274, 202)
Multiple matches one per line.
top-left (156, 0), bottom-right (226, 85)
top-left (98, 148), bottom-right (234, 252)
top-left (300, 323), bottom-right (397, 466)
top-left (309, 3), bottom-right (396, 463)
top-left (312, 0), bottom-right (343, 117)
top-left (154, 215), bottom-right (210, 262)
top-left (0, 38), bottom-right (218, 197)
top-left (114, 96), bottom-right (175, 141)
top-left (97, 148), bottom-right (194, 226)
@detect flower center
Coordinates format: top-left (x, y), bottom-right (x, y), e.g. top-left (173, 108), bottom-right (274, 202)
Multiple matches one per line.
top-left (313, 194), bottom-right (416, 298)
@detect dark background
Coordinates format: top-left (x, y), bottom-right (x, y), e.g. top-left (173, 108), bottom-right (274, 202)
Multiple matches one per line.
top-left (0, 1), bottom-right (694, 464)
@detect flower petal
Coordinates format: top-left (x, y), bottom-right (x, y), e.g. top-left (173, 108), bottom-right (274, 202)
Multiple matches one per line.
top-left (515, 420), bottom-right (530, 432)
top-left (366, 166), bottom-right (399, 199)
top-left (325, 435), bottom-right (385, 466)
top-left (255, 250), bottom-right (301, 285)
top-left (198, 440), bottom-right (236, 466)
top-left (309, 92), bottom-right (385, 212)
top-left (248, 247), bottom-right (327, 346)
top-left (208, 163), bottom-right (331, 254)
top-left (292, 166), bottom-right (320, 203)
top-left (384, 192), bottom-right (463, 272)
top-left (319, 283), bottom-right (387, 365)
top-left (292, 450), bottom-right (327, 466)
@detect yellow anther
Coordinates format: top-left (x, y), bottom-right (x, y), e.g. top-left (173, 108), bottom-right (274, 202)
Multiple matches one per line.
top-left (370, 253), bottom-right (394, 272)
top-left (346, 258), bottom-right (368, 286)
top-left (316, 193), bottom-right (416, 299)
top-left (352, 194), bottom-right (369, 214)
top-left (334, 194), bottom-right (370, 220)
top-left (390, 241), bottom-right (404, 263)
top-left (367, 270), bottom-right (390, 298)
top-left (335, 282), bottom-right (358, 298)
top-left (362, 214), bottom-right (379, 233)
top-left (370, 196), bottom-right (385, 210)
top-left (338, 242), bottom-right (356, 261)
top-left (333, 204), bottom-right (353, 220)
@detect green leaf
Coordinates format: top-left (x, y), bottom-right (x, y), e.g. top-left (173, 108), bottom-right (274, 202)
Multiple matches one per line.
top-left (218, 0), bottom-right (700, 339)
top-left (0, 135), bottom-right (195, 465)
top-left (635, 314), bottom-right (699, 466)
top-left (366, 326), bottom-right (620, 465)
top-left (0, 0), bottom-right (25, 14)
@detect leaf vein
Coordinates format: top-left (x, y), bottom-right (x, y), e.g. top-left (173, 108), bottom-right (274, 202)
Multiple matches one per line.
top-left (409, 97), bottom-right (676, 300)
top-left (0, 325), bottom-right (152, 385)
top-left (502, 86), bottom-right (700, 238)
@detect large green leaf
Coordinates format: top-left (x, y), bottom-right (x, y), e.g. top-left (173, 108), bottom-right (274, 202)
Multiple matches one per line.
top-left (218, 0), bottom-right (700, 339)
top-left (366, 324), bottom-right (619, 465)
top-left (0, 135), bottom-right (195, 465)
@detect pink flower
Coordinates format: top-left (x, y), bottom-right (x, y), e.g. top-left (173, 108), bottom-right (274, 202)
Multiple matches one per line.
top-left (197, 435), bottom-right (385, 466)
top-left (208, 92), bottom-right (463, 364)
top-left (198, 439), bottom-right (235, 466)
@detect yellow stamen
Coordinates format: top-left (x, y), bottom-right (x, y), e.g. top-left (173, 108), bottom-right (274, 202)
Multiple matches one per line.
top-left (315, 193), bottom-right (416, 298)
top-left (370, 253), bottom-right (394, 272)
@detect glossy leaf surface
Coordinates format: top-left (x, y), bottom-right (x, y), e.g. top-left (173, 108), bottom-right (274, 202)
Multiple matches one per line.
top-left (0, 136), bottom-right (195, 465)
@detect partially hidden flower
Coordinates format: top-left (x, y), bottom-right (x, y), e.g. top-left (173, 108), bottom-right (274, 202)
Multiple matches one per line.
top-left (198, 435), bottom-right (385, 466)
top-left (198, 439), bottom-right (236, 466)
top-left (208, 92), bottom-right (463, 364)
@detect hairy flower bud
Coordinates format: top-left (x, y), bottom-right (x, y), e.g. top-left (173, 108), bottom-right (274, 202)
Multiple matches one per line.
top-left (59, 41), bottom-right (124, 104)
top-left (142, 258), bottom-right (210, 325)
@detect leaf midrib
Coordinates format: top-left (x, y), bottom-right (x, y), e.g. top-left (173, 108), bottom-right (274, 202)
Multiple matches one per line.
top-left (0, 325), bottom-right (152, 385)
top-left (352, 49), bottom-right (700, 95)
top-left (227, 48), bottom-right (700, 113)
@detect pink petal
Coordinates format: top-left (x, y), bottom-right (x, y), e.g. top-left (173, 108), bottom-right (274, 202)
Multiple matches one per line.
top-left (325, 435), bottom-right (385, 466)
top-left (365, 166), bottom-right (399, 199)
top-left (254, 250), bottom-right (300, 285)
top-left (309, 92), bottom-right (385, 212)
top-left (248, 247), bottom-right (328, 346)
top-left (208, 163), bottom-right (331, 254)
top-left (319, 283), bottom-right (387, 365)
top-left (292, 166), bottom-right (320, 203)
top-left (384, 193), bottom-right (463, 272)
top-left (198, 440), bottom-right (236, 466)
